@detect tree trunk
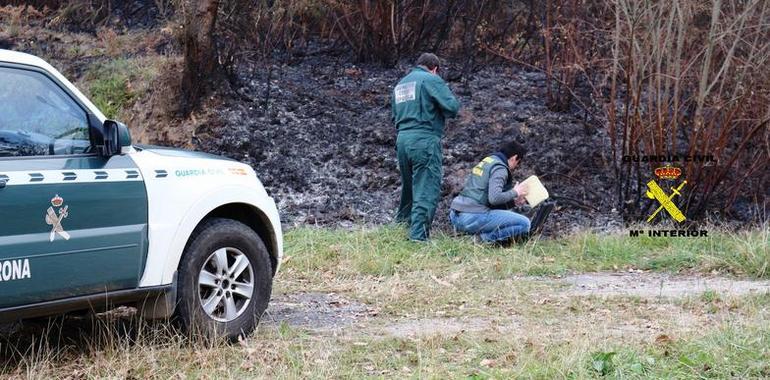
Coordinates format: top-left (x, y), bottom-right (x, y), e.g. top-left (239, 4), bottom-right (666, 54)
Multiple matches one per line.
top-left (180, 0), bottom-right (221, 116)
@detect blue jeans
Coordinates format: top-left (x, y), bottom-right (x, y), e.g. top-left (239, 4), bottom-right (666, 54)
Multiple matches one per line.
top-left (449, 209), bottom-right (531, 243)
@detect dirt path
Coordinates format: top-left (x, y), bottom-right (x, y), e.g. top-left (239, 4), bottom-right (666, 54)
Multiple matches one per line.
top-left (553, 272), bottom-right (770, 298)
top-left (262, 292), bottom-right (375, 332)
top-left (265, 272), bottom-right (770, 340)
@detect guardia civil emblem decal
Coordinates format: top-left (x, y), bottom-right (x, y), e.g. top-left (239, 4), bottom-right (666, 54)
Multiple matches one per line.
top-left (645, 165), bottom-right (687, 223)
top-left (45, 194), bottom-right (70, 241)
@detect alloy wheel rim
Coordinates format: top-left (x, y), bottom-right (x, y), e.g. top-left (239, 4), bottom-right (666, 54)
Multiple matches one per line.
top-left (198, 247), bottom-right (254, 322)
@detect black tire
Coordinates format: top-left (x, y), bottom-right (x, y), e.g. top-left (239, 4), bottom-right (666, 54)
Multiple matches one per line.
top-left (175, 218), bottom-right (273, 341)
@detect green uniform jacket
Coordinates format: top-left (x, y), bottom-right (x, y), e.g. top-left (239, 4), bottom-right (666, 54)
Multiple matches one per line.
top-left (392, 66), bottom-right (460, 137)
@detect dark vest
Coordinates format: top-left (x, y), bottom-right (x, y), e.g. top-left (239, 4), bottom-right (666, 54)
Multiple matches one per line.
top-left (459, 155), bottom-right (513, 207)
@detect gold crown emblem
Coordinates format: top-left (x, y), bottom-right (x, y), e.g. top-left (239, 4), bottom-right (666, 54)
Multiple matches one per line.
top-left (654, 165), bottom-right (682, 180)
top-left (51, 194), bottom-right (64, 207)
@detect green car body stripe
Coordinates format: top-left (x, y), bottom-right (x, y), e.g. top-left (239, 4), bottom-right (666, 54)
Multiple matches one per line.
top-left (0, 155), bottom-right (148, 308)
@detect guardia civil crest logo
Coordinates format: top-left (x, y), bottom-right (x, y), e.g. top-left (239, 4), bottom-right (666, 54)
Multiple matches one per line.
top-left (45, 194), bottom-right (70, 241)
top-left (646, 165), bottom-right (687, 223)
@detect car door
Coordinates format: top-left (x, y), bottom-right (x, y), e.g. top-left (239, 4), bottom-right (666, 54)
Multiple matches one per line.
top-left (0, 64), bottom-right (149, 309)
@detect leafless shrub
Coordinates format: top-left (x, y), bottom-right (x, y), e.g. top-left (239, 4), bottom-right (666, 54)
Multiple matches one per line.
top-left (594, 0), bottom-right (769, 221)
top-left (47, 0), bottom-right (112, 30)
top-left (320, 0), bottom-right (528, 66)
top-left (4, 5), bottom-right (23, 37)
top-left (155, 0), bottom-right (175, 20)
top-left (96, 26), bottom-right (121, 57)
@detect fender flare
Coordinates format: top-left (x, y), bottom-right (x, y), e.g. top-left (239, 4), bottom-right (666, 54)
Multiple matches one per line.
top-left (140, 185), bottom-right (282, 287)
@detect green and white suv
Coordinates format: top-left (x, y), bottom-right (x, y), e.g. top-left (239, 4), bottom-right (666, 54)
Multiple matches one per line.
top-left (0, 50), bottom-right (282, 339)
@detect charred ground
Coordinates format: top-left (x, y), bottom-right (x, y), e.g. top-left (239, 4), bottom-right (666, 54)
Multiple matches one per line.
top-left (201, 51), bottom-right (620, 234)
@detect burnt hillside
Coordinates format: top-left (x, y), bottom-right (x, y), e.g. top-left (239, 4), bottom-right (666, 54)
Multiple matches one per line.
top-left (199, 53), bottom-right (619, 233)
top-left (1, 1), bottom-right (766, 232)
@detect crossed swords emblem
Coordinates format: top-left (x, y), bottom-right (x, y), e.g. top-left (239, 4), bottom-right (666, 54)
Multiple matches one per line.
top-left (646, 179), bottom-right (687, 223)
top-left (45, 198), bottom-right (70, 242)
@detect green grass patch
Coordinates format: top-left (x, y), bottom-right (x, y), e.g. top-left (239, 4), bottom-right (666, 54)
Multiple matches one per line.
top-left (616, 326), bottom-right (770, 379)
top-left (325, 325), bottom-right (770, 379)
top-left (283, 225), bottom-right (770, 280)
top-left (82, 58), bottom-right (158, 119)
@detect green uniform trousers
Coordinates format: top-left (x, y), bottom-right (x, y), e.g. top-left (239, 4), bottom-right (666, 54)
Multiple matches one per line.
top-left (395, 132), bottom-right (443, 241)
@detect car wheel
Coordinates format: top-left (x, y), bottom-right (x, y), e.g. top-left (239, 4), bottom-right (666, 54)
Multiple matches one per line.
top-left (175, 218), bottom-right (273, 340)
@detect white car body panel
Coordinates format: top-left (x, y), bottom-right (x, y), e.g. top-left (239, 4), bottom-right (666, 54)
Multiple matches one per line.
top-left (131, 150), bottom-right (283, 287)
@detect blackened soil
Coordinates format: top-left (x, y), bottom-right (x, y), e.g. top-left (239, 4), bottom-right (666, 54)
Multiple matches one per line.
top-left (201, 54), bottom-right (622, 234)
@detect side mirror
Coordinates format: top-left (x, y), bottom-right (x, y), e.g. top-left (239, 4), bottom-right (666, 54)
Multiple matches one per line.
top-left (117, 121), bottom-right (132, 151)
top-left (100, 120), bottom-right (132, 157)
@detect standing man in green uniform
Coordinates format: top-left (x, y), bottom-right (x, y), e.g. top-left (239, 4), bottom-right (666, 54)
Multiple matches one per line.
top-left (392, 53), bottom-right (460, 241)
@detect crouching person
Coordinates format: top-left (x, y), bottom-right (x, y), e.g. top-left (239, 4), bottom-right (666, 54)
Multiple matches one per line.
top-left (449, 140), bottom-right (530, 244)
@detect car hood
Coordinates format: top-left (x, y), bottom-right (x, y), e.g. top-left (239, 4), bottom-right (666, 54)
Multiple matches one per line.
top-left (134, 145), bottom-right (236, 162)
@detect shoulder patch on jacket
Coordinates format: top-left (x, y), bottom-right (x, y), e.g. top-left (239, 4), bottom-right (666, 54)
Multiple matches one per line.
top-left (394, 81), bottom-right (416, 104)
top-left (472, 156), bottom-right (496, 176)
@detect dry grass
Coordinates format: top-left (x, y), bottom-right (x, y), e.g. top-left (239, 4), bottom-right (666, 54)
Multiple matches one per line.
top-left (2, 226), bottom-right (768, 379)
